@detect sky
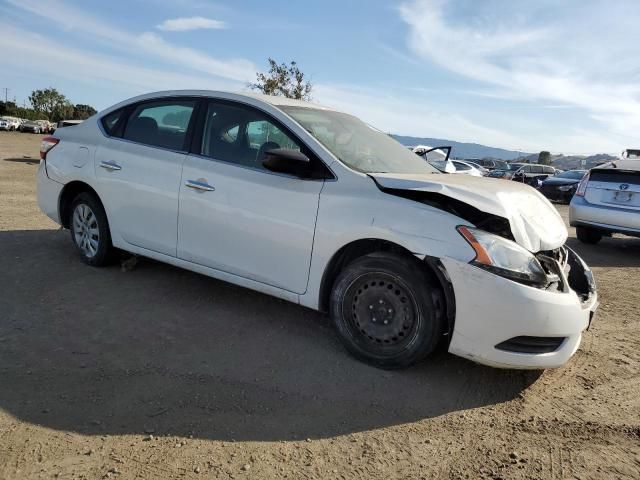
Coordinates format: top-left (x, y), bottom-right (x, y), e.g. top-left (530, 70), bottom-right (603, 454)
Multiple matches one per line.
top-left (2, 0), bottom-right (640, 154)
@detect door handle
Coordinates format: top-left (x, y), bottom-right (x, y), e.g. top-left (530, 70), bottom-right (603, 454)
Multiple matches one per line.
top-left (100, 161), bottom-right (122, 171)
top-left (185, 180), bottom-right (215, 192)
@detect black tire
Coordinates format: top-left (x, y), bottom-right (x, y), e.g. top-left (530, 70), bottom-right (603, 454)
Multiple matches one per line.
top-left (69, 192), bottom-right (116, 266)
top-left (330, 252), bottom-right (444, 369)
top-left (576, 226), bottom-right (602, 245)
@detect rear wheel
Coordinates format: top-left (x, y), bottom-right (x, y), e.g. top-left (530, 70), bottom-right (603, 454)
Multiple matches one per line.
top-left (576, 226), bottom-right (602, 245)
top-left (69, 192), bottom-right (115, 266)
top-left (330, 253), bottom-right (444, 369)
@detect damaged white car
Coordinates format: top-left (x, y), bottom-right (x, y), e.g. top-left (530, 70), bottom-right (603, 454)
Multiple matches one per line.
top-left (37, 91), bottom-right (598, 369)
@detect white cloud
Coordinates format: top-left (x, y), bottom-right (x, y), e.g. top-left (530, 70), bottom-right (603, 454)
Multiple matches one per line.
top-left (398, 0), bottom-right (640, 153)
top-left (157, 16), bottom-right (225, 32)
top-left (313, 84), bottom-right (539, 150)
top-left (6, 0), bottom-right (254, 83)
top-left (0, 24), bottom-right (239, 106)
top-left (7, 0), bottom-right (634, 154)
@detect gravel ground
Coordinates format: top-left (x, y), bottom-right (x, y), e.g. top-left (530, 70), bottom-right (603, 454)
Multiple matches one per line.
top-left (0, 131), bottom-right (638, 479)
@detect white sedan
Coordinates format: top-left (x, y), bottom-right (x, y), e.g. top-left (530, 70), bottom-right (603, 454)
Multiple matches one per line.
top-left (451, 160), bottom-right (485, 177)
top-left (37, 90), bottom-right (598, 369)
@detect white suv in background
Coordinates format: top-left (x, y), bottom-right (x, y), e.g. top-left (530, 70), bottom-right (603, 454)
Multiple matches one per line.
top-left (0, 117), bottom-right (20, 131)
top-left (37, 90), bottom-right (597, 370)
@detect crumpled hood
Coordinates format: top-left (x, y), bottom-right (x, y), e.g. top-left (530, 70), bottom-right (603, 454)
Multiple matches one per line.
top-left (370, 173), bottom-right (567, 252)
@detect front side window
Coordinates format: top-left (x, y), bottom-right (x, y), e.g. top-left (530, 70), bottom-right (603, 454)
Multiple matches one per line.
top-left (122, 100), bottom-right (195, 150)
top-left (280, 107), bottom-right (439, 174)
top-left (200, 101), bottom-right (301, 170)
top-left (531, 165), bottom-right (544, 174)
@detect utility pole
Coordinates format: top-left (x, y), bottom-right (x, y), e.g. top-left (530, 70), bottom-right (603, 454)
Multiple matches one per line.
top-left (2, 87), bottom-right (9, 104)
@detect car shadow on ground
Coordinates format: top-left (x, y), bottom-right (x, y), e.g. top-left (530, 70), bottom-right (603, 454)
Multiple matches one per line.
top-left (3, 157), bottom-right (40, 164)
top-left (0, 229), bottom-right (540, 441)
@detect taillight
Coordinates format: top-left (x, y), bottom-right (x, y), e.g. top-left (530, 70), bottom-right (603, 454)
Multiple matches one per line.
top-left (40, 136), bottom-right (59, 161)
top-left (575, 171), bottom-right (590, 197)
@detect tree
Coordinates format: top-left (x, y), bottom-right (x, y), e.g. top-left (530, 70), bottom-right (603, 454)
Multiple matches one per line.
top-left (29, 88), bottom-right (70, 121)
top-left (250, 58), bottom-right (312, 100)
top-left (538, 151), bottom-right (552, 165)
top-left (73, 104), bottom-right (97, 120)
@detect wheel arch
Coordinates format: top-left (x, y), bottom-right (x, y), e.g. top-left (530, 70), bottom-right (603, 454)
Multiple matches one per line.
top-left (318, 239), bottom-right (456, 339)
top-left (58, 181), bottom-right (103, 229)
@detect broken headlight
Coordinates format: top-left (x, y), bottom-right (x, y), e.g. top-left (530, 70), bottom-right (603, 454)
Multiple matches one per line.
top-left (457, 226), bottom-right (548, 287)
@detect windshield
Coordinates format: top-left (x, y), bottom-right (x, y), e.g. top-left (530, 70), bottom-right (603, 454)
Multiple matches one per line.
top-left (507, 163), bottom-right (525, 171)
top-left (281, 106), bottom-right (440, 174)
top-left (557, 170), bottom-right (586, 179)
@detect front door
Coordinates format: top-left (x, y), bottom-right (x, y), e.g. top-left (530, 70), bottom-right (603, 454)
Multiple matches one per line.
top-left (177, 100), bottom-right (324, 294)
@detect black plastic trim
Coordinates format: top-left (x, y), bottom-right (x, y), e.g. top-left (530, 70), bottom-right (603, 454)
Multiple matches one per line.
top-left (495, 336), bottom-right (566, 354)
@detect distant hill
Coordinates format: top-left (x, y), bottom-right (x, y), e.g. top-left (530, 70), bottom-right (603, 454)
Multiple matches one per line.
top-left (521, 153), bottom-right (617, 170)
top-left (393, 134), bottom-right (617, 167)
top-left (393, 135), bottom-right (530, 160)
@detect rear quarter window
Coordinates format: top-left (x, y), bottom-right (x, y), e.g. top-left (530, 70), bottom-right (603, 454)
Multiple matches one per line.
top-left (101, 109), bottom-right (125, 136)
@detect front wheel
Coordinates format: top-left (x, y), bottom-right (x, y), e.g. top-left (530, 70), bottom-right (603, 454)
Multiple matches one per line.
top-left (69, 193), bottom-right (116, 266)
top-left (330, 253), bottom-right (444, 369)
top-left (576, 226), bottom-right (602, 245)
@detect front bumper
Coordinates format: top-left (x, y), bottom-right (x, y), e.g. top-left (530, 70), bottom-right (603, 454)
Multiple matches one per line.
top-left (570, 195), bottom-right (640, 236)
top-left (442, 249), bottom-right (597, 369)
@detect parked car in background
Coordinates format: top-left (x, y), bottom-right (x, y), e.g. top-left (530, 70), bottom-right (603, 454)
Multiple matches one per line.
top-left (40, 120), bottom-right (54, 133)
top-left (473, 158), bottom-right (509, 171)
top-left (37, 90), bottom-right (598, 370)
top-left (512, 164), bottom-right (557, 186)
top-left (20, 120), bottom-right (45, 133)
top-left (539, 170), bottom-right (587, 203)
top-left (412, 145), bottom-right (456, 173)
top-left (487, 163), bottom-right (527, 180)
top-left (451, 160), bottom-right (485, 177)
top-left (486, 162), bottom-right (528, 180)
top-left (463, 160), bottom-right (489, 175)
top-left (570, 149), bottom-right (640, 244)
top-left (0, 117), bottom-right (21, 131)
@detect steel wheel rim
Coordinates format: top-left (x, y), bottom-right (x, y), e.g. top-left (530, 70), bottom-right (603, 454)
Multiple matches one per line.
top-left (72, 204), bottom-right (100, 258)
top-left (342, 272), bottom-right (421, 356)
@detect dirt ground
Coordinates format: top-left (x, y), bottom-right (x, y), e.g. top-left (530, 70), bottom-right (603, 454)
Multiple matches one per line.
top-left (0, 131), bottom-right (638, 480)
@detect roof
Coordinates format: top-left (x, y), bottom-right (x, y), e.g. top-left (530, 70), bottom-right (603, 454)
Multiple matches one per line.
top-left (239, 91), bottom-right (335, 110)
top-left (109, 89), bottom-right (336, 113)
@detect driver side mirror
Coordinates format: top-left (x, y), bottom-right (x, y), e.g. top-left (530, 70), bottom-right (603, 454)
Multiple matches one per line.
top-left (262, 148), bottom-right (311, 178)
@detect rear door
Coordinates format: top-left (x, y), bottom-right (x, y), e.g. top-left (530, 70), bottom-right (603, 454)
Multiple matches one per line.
top-left (95, 98), bottom-right (197, 256)
top-left (584, 169), bottom-right (640, 210)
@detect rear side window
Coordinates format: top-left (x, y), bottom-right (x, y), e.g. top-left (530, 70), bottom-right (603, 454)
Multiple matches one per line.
top-left (543, 166), bottom-right (555, 174)
top-left (453, 161), bottom-right (471, 171)
top-left (123, 100), bottom-right (195, 151)
top-left (101, 109), bottom-right (125, 136)
top-left (590, 169), bottom-right (640, 185)
top-left (531, 165), bottom-right (543, 174)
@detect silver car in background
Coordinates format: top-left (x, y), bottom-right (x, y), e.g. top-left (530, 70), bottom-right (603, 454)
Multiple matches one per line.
top-left (570, 149), bottom-right (640, 244)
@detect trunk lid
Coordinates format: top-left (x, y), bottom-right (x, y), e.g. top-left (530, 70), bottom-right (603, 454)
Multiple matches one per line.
top-left (584, 168), bottom-right (640, 210)
top-left (370, 173), bottom-right (567, 252)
